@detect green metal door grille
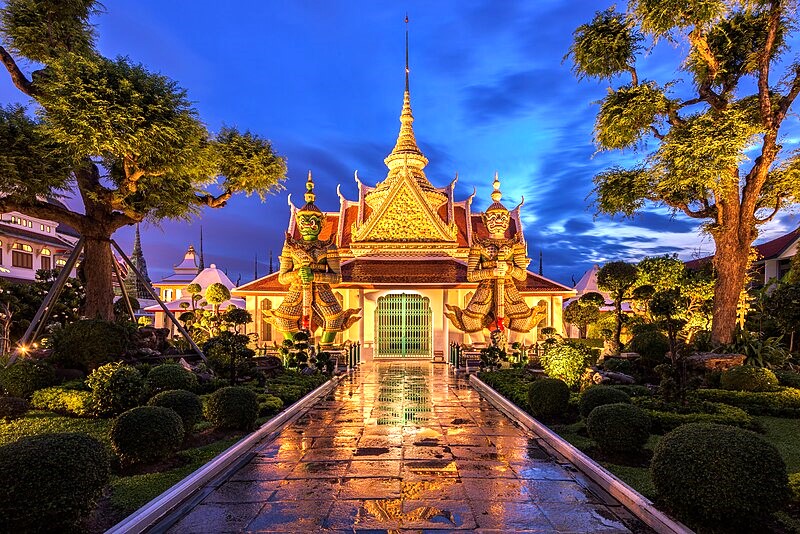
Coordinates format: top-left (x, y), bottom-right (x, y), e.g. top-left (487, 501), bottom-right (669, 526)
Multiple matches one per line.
top-left (375, 293), bottom-right (432, 359)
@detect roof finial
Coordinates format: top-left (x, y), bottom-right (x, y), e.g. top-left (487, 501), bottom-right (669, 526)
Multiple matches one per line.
top-left (199, 225), bottom-right (205, 270)
top-left (487, 171), bottom-right (508, 212)
top-left (304, 170), bottom-right (315, 204)
top-left (405, 14), bottom-right (410, 93)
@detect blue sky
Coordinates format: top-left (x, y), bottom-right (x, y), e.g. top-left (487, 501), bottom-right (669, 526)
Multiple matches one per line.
top-left (2, 0), bottom-right (798, 286)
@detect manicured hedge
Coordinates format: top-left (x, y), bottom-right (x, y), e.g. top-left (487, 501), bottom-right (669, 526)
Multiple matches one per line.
top-left (586, 403), bottom-right (650, 454)
top-left (31, 386), bottom-right (95, 416)
top-left (579, 386), bottom-right (631, 419)
top-left (0, 396), bottom-right (29, 421)
top-left (694, 387), bottom-right (800, 417)
top-left (651, 423), bottom-right (788, 528)
top-left (148, 389), bottom-right (203, 433)
top-left (720, 365), bottom-right (779, 392)
top-left (632, 396), bottom-right (757, 433)
top-left (87, 362), bottom-right (144, 417)
top-left (477, 370), bottom-right (532, 410)
top-left (110, 406), bottom-right (184, 465)
top-left (145, 364), bottom-right (198, 396)
top-left (0, 432), bottom-right (110, 532)
top-left (527, 378), bottom-right (570, 419)
top-left (0, 359), bottom-right (56, 398)
top-left (204, 386), bottom-right (259, 430)
top-left (775, 370), bottom-right (800, 389)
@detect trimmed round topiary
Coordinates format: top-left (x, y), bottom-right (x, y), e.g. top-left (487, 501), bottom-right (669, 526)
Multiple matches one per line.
top-left (579, 386), bottom-right (631, 419)
top-left (0, 432), bottom-right (110, 532)
top-left (651, 423), bottom-right (788, 527)
top-left (110, 406), bottom-right (184, 465)
top-left (626, 329), bottom-right (669, 368)
top-left (0, 396), bottom-right (29, 420)
top-left (586, 402), bottom-right (650, 454)
top-left (720, 365), bottom-right (779, 392)
top-left (527, 378), bottom-right (570, 419)
top-left (204, 386), bottom-right (259, 430)
top-left (0, 359), bottom-right (56, 398)
top-left (148, 389), bottom-right (203, 433)
top-left (145, 363), bottom-right (198, 395)
top-left (258, 394), bottom-right (284, 417)
top-left (87, 362), bottom-right (144, 416)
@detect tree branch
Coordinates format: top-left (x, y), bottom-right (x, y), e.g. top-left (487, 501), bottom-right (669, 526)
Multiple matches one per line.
top-left (754, 196), bottom-right (782, 224)
top-left (0, 196), bottom-right (85, 231)
top-left (665, 198), bottom-right (716, 220)
top-left (628, 66), bottom-right (638, 87)
top-left (0, 45), bottom-right (36, 98)
top-left (758, 1), bottom-right (782, 130)
top-left (195, 189), bottom-right (233, 208)
top-left (650, 125), bottom-right (664, 140)
top-left (776, 64), bottom-right (800, 125)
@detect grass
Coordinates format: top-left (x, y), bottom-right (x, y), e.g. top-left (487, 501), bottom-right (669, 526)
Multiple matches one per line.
top-left (109, 437), bottom-right (241, 515)
top-left (0, 410), bottom-right (112, 447)
top-left (758, 416), bottom-right (800, 473)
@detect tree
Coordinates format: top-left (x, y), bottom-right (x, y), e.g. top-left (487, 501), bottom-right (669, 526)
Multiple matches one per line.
top-left (205, 283), bottom-right (231, 316)
top-left (563, 297), bottom-right (601, 338)
top-left (597, 261), bottom-right (639, 353)
top-left (569, 3), bottom-right (800, 344)
top-left (0, 1), bottom-right (286, 321)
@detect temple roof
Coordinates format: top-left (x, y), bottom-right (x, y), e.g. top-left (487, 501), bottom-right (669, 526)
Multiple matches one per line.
top-left (234, 258), bottom-right (572, 294)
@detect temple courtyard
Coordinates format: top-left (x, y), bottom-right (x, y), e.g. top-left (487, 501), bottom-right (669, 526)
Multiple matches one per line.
top-left (163, 363), bottom-right (649, 533)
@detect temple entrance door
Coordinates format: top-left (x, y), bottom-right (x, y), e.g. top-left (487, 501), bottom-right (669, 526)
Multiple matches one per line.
top-left (375, 293), bottom-right (432, 359)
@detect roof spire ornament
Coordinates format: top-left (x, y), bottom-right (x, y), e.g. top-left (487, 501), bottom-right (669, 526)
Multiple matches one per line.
top-left (487, 171), bottom-right (508, 212)
top-left (298, 170), bottom-right (322, 215)
top-left (405, 13), bottom-right (410, 92)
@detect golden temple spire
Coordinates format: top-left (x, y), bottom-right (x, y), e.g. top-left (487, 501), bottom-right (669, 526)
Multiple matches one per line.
top-left (487, 171), bottom-right (508, 212)
top-left (384, 14), bottom-right (429, 178)
top-left (298, 170), bottom-right (322, 214)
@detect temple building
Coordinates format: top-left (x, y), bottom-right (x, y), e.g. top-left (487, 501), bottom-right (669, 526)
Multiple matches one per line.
top-left (122, 224), bottom-right (153, 300)
top-left (233, 68), bottom-right (574, 360)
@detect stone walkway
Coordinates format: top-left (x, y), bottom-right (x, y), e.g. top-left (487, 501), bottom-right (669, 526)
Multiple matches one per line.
top-left (167, 363), bottom-right (649, 533)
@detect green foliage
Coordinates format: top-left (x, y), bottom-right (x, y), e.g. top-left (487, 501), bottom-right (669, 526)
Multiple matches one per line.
top-left (695, 387), bottom-right (800, 417)
top-left (631, 0), bottom-right (727, 36)
top-left (596, 82), bottom-right (669, 149)
top-left (0, 358), bottom-right (55, 398)
top-left (651, 423), bottom-right (788, 528)
top-left (223, 307), bottom-right (252, 329)
top-left (0, 410), bottom-right (112, 448)
top-left (540, 341), bottom-right (594, 388)
top-left (563, 299), bottom-right (600, 338)
top-left (205, 283), bottom-right (231, 307)
top-left (633, 396), bottom-right (757, 433)
top-left (110, 406), bottom-right (183, 465)
top-left (597, 261), bottom-right (639, 352)
top-left (145, 363), bottom-right (198, 395)
top-left (626, 326), bottom-right (669, 368)
top-left (586, 403), bottom-right (650, 454)
top-left (0, 432), bottom-right (110, 532)
top-left (790, 472), bottom-right (800, 505)
top-left (569, 9), bottom-right (641, 80)
top-left (257, 394), bottom-right (284, 417)
top-left (479, 345), bottom-right (506, 370)
top-left (202, 330), bottom-right (256, 381)
top-left (204, 386), bottom-right (258, 431)
top-left (86, 361), bottom-right (144, 417)
top-left (50, 319), bottom-right (133, 371)
top-left (775, 370), bottom-right (800, 389)
top-left (0, 396), bottom-right (28, 420)
top-left (0, 0), bottom-right (98, 62)
top-left (478, 369), bottom-right (532, 410)
top-left (527, 378), bottom-right (570, 419)
top-left (765, 282), bottom-right (800, 346)
top-left (720, 365), bottom-right (779, 392)
top-left (31, 386), bottom-right (95, 416)
top-left (148, 389), bottom-right (203, 434)
top-left (579, 386), bottom-right (631, 419)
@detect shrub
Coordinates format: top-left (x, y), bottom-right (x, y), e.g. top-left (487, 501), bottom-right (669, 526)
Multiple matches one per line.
top-left (527, 378), bottom-right (570, 419)
top-left (790, 472), bottom-right (800, 505)
top-left (49, 319), bottom-right (133, 371)
top-left (204, 386), bottom-right (258, 430)
top-left (87, 362), bottom-right (144, 417)
top-left (110, 406), bottom-right (184, 465)
top-left (539, 341), bottom-right (594, 388)
top-left (148, 389), bottom-right (203, 433)
top-left (203, 331), bottom-right (256, 380)
top-left (258, 395), bottom-right (284, 417)
top-left (694, 387), bottom-right (800, 417)
top-left (602, 357), bottom-right (635, 376)
top-left (608, 384), bottom-right (651, 397)
top-left (775, 370), bottom-right (800, 389)
top-left (31, 386), bottom-right (95, 416)
top-left (478, 370), bottom-right (532, 409)
top-left (633, 395), bottom-right (758, 432)
top-left (651, 423), bottom-right (788, 527)
top-left (586, 403), bottom-right (650, 454)
top-left (579, 386), bottom-right (631, 419)
top-left (265, 383), bottom-right (306, 406)
top-left (0, 432), bottom-right (110, 532)
top-left (145, 363), bottom-right (198, 395)
top-left (0, 359), bottom-right (55, 398)
top-left (720, 365), bottom-right (779, 392)
top-left (0, 396), bottom-right (29, 420)
top-left (626, 328), bottom-right (669, 368)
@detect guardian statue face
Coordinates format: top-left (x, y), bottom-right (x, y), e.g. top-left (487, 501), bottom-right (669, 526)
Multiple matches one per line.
top-left (297, 213), bottom-right (322, 241)
top-left (484, 210), bottom-right (510, 236)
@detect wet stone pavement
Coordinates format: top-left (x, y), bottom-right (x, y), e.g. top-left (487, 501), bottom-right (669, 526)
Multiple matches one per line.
top-left (168, 363), bottom-right (651, 533)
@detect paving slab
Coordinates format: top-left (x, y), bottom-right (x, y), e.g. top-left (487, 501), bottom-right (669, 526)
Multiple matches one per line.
top-left (166, 363), bottom-right (651, 533)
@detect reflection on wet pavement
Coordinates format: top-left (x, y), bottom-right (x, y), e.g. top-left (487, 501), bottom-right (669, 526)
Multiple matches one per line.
top-left (169, 363), bottom-right (650, 533)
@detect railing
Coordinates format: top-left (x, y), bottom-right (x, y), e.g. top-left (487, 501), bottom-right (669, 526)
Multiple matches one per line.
top-left (448, 341), bottom-right (541, 370)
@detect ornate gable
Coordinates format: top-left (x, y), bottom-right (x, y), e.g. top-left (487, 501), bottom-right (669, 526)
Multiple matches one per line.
top-left (351, 167), bottom-right (457, 243)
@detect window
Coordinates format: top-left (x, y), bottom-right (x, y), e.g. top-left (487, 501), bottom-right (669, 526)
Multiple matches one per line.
top-left (40, 224), bottom-right (51, 233)
top-left (0, 240), bottom-right (3, 265)
top-left (13, 243), bottom-right (32, 252)
top-left (12, 251), bottom-right (33, 269)
top-left (12, 216), bottom-right (32, 228)
top-left (56, 258), bottom-right (66, 267)
top-left (163, 289), bottom-right (173, 301)
top-left (260, 298), bottom-right (273, 342)
top-left (41, 254), bottom-right (51, 271)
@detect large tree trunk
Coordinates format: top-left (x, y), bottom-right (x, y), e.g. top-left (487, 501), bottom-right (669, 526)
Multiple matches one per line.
top-left (82, 235), bottom-right (115, 321)
top-left (710, 227), bottom-right (752, 345)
